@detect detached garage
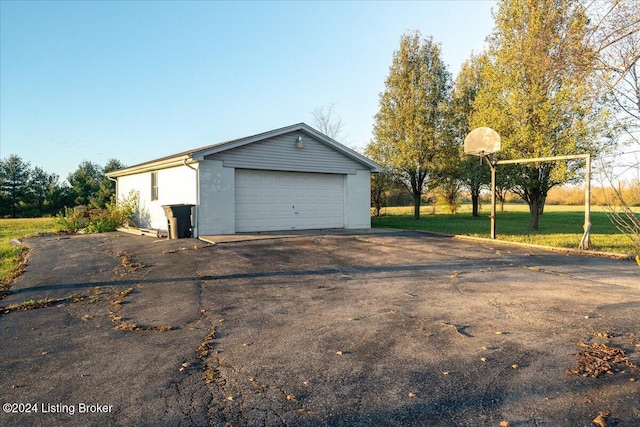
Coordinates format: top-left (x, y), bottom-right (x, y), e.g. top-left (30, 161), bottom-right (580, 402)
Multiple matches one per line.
top-left (107, 123), bottom-right (382, 237)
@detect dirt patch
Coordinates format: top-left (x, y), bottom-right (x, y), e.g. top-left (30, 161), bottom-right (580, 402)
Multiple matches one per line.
top-left (113, 252), bottom-right (146, 276)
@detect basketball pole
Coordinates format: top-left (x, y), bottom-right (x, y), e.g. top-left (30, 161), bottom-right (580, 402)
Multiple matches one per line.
top-left (578, 154), bottom-right (591, 249)
top-left (464, 127), bottom-right (501, 240)
top-left (488, 157), bottom-right (497, 240)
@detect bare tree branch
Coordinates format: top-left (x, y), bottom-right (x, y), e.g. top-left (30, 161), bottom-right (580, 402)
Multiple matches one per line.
top-left (311, 104), bottom-right (346, 142)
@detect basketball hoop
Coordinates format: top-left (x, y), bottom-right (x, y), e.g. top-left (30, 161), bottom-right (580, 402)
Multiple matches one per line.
top-left (464, 127), bottom-right (501, 156)
top-left (463, 127), bottom-right (591, 248)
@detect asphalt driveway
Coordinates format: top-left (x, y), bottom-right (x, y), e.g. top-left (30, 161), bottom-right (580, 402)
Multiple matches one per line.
top-left (0, 230), bottom-right (639, 426)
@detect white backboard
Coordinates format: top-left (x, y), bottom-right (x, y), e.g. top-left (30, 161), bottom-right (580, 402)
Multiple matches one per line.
top-left (464, 127), bottom-right (501, 156)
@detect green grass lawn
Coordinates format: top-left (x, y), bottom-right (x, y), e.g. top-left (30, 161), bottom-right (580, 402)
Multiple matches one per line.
top-left (1, 218), bottom-right (56, 293)
top-left (372, 204), bottom-right (638, 255)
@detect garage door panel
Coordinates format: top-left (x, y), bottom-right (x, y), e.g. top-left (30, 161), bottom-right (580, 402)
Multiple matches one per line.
top-left (292, 188), bottom-right (307, 198)
top-left (264, 203), bottom-right (278, 212)
top-left (235, 170), bottom-right (344, 232)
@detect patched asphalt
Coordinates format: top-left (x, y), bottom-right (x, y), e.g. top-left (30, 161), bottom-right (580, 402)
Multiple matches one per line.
top-left (0, 230), bottom-right (639, 426)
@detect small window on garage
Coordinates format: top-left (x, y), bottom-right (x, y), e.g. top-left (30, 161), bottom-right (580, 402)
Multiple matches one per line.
top-left (151, 172), bottom-right (158, 201)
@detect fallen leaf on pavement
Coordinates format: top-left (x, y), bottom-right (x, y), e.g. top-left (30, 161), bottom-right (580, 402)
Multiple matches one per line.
top-left (592, 412), bottom-right (609, 427)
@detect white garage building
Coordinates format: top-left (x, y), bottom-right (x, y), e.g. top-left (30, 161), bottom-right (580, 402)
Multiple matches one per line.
top-left (107, 123), bottom-right (382, 237)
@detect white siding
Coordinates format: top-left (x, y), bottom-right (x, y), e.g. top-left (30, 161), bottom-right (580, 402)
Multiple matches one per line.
top-left (117, 165), bottom-right (197, 231)
top-left (197, 160), bottom-right (235, 235)
top-left (344, 169), bottom-right (372, 229)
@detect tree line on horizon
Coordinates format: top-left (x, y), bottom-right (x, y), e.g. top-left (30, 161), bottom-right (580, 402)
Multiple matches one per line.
top-left (0, 155), bottom-right (124, 218)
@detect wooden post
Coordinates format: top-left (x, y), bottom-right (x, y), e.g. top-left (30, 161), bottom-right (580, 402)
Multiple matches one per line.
top-left (579, 154), bottom-right (591, 249)
top-left (489, 158), bottom-right (497, 240)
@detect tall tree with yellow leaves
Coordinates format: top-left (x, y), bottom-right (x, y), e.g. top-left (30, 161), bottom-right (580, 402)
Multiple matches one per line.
top-left (473, 0), bottom-right (603, 230)
top-left (368, 31), bottom-right (454, 219)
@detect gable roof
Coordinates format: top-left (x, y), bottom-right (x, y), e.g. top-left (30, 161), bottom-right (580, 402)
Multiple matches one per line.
top-left (107, 123), bottom-right (382, 177)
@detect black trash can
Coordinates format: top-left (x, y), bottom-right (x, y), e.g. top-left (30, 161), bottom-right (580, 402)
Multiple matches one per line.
top-left (161, 204), bottom-right (194, 239)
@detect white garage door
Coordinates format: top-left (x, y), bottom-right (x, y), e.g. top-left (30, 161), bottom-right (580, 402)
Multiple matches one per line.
top-left (235, 170), bottom-right (344, 232)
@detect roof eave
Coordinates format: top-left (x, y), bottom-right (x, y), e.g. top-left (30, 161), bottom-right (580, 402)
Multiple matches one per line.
top-left (106, 155), bottom-right (195, 178)
top-left (107, 122), bottom-right (384, 177)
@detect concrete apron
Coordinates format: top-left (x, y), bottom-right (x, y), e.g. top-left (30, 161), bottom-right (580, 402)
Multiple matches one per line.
top-left (198, 228), bottom-right (399, 244)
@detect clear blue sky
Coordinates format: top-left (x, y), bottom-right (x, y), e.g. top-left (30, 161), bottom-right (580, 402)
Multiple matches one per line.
top-left (1, 0), bottom-right (496, 181)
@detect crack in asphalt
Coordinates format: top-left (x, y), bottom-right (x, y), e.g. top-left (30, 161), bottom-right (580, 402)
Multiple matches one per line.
top-left (200, 261), bottom-right (486, 281)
